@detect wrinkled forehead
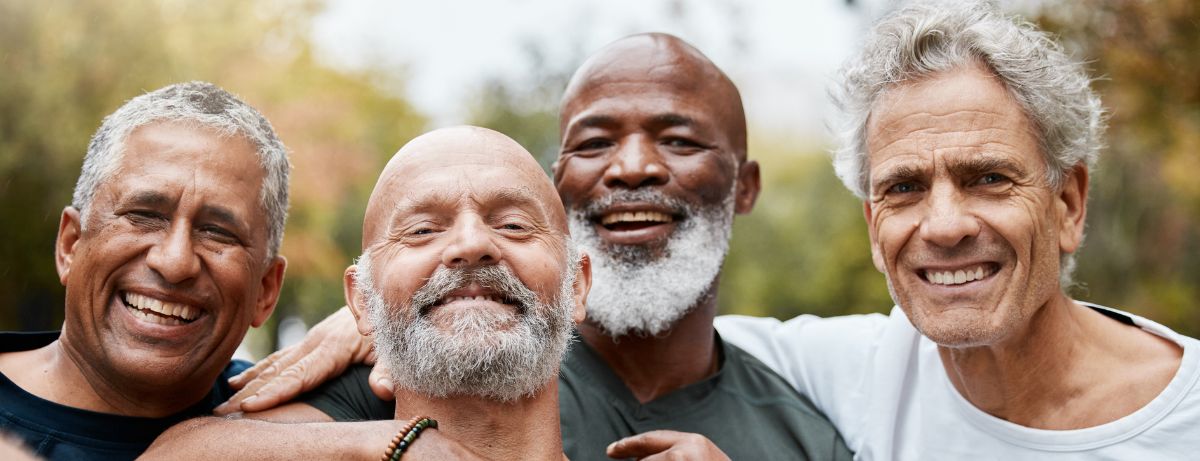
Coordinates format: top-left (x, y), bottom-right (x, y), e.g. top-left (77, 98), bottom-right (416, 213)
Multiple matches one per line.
top-left (363, 139), bottom-right (567, 247)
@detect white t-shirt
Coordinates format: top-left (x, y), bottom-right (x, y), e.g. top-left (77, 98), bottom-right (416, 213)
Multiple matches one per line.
top-left (715, 303), bottom-right (1200, 460)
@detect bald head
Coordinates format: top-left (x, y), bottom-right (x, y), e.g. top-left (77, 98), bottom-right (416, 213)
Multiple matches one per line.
top-left (560, 33), bottom-right (747, 159)
top-left (362, 126), bottom-right (567, 249)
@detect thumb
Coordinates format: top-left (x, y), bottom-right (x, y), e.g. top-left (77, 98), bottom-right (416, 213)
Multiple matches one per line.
top-left (369, 361), bottom-right (395, 401)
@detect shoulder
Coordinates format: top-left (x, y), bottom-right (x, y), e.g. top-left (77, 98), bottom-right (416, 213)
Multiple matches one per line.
top-left (300, 364), bottom-right (393, 421)
top-left (717, 342), bottom-right (825, 415)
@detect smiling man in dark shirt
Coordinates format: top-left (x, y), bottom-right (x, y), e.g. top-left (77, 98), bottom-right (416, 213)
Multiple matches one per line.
top-left (0, 81), bottom-right (288, 461)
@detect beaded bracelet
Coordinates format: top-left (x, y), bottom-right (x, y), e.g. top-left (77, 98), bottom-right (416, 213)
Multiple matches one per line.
top-left (382, 416), bottom-right (438, 461)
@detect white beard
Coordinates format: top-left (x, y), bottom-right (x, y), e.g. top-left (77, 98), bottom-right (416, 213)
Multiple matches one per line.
top-left (570, 188), bottom-right (734, 338)
top-left (356, 252), bottom-right (577, 402)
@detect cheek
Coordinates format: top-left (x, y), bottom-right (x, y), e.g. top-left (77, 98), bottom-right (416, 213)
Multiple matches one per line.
top-left (674, 158), bottom-right (736, 202)
top-left (872, 208), bottom-right (916, 262)
top-left (556, 160), bottom-right (608, 204)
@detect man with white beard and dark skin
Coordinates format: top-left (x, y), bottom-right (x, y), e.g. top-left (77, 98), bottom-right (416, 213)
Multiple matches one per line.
top-left (145, 126), bottom-right (591, 460)
top-left (209, 33), bottom-right (850, 461)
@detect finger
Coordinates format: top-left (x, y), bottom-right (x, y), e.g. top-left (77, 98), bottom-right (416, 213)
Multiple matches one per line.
top-left (227, 348), bottom-right (289, 389)
top-left (364, 346), bottom-right (377, 366)
top-left (607, 431), bottom-right (686, 458)
top-left (368, 361), bottom-right (396, 401)
top-left (239, 354), bottom-right (325, 412)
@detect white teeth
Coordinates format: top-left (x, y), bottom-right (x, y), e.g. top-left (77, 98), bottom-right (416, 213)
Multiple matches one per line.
top-left (123, 292), bottom-right (199, 321)
top-left (600, 211), bottom-right (673, 226)
top-left (926, 265), bottom-right (992, 286)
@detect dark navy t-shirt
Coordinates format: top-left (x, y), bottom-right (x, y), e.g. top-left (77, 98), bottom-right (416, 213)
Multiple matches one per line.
top-left (0, 331), bottom-right (250, 461)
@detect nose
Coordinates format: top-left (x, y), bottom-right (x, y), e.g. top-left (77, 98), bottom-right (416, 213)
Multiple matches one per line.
top-left (602, 136), bottom-right (669, 189)
top-left (146, 222), bottom-right (202, 284)
top-left (917, 184), bottom-right (981, 248)
top-left (441, 216), bottom-right (501, 268)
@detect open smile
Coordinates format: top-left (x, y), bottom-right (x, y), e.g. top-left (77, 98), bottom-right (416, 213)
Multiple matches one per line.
top-left (591, 204), bottom-right (683, 244)
top-left (120, 291), bottom-right (202, 326)
top-left (919, 263), bottom-right (1000, 287)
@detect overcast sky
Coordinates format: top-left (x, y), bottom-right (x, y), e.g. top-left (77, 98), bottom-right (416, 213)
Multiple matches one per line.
top-left (308, 0), bottom-right (905, 142)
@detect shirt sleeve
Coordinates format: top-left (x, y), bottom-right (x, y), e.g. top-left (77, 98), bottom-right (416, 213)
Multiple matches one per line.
top-left (715, 312), bottom-right (890, 451)
top-left (300, 365), bottom-right (395, 421)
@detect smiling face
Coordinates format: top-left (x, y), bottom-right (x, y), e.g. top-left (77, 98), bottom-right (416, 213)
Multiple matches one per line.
top-left (55, 121), bottom-right (284, 411)
top-left (347, 126), bottom-right (589, 400)
top-left (863, 65), bottom-right (1087, 347)
top-left (554, 34), bottom-right (760, 336)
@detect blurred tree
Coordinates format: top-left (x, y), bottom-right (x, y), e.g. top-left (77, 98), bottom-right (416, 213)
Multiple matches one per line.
top-left (0, 0), bottom-right (427, 352)
top-left (1039, 0), bottom-right (1200, 336)
top-left (718, 138), bottom-right (893, 318)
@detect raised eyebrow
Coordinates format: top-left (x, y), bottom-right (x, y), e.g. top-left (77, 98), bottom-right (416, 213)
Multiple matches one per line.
top-left (946, 156), bottom-right (1028, 179)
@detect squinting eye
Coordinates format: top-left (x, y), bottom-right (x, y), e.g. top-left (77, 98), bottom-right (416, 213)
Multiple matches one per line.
top-left (412, 228), bottom-right (433, 235)
top-left (575, 138), bottom-right (613, 152)
top-left (888, 182), bottom-right (921, 194)
top-left (500, 223), bottom-right (525, 231)
top-left (976, 173), bottom-right (1009, 186)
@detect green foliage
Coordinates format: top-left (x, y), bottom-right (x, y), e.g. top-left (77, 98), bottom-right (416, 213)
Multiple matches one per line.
top-left (717, 138), bottom-right (893, 318)
top-left (1039, 0), bottom-right (1200, 336)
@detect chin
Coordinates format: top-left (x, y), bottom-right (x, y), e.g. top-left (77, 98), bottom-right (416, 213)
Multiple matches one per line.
top-left (906, 307), bottom-right (1014, 348)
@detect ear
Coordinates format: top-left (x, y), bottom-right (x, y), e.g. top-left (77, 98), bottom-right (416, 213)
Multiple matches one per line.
top-left (570, 251), bottom-right (592, 325)
top-left (1057, 164), bottom-right (1089, 254)
top-left (343, 265), bottom-right (374, 336)
top-left (863, 201), bottom-right (885, 273)
top-left (55, 207), bottom-right (84, 286)
top-left (251, 256), bottom-right (287, 328)
top-left (734, 160), bottom-right (761, 215)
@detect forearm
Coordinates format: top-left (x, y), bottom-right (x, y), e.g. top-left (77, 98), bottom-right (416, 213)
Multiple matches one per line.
top-left (140, 416), bottom-right (393, 461)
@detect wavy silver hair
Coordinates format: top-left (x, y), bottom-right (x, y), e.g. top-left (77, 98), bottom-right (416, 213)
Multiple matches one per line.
top-left (832, 0), bottom-right (1105, 285)
top-left (72, 81), bottom-right (290, 259)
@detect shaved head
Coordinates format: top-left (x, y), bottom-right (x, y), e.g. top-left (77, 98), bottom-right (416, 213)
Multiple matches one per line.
top-left (560, 33), bottom-right (747, 160)
top-left (348, 125), bottom-right (590, 401)
top-left (362, 126), bottom-right (567, 250)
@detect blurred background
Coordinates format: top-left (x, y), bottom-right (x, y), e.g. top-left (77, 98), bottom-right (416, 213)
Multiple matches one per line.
top-left (1, 0), bottom-right (1196, 358)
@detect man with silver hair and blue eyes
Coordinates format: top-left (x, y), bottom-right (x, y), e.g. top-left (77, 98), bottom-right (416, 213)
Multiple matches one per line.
top-left (0, 81), bottom-right (290, 460)
top-left (719, 0), bottom-right (1200, 458)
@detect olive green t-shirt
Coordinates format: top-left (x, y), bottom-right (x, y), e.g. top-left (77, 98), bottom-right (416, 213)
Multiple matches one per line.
top-left (303, 333), bottom-right (851, 460)
top-left (559, 333), bottom-right (851, 460)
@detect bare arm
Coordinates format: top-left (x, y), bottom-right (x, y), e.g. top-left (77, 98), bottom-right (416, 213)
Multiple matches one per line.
top-left (141, 403), bottom-right (482, 460)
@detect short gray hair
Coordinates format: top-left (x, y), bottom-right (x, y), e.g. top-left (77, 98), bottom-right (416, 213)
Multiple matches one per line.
top-left (832, 0), bottom-right (1105, 285)
top-left (72, 81), bottom-right (290, 259)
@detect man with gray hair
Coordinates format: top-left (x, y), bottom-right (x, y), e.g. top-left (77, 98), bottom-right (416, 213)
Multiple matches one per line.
top-left (718, 1), bottom-right (1200, 458)
top-left (0, 81), bottom-right (290, 460)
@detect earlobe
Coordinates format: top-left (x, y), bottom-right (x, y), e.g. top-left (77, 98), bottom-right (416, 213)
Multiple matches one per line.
top-left (55, 207), bottom-right (83, 285)
top-left (734, 160), bottom-right (761, 215)
top-left (571, 251), bottom-right (592, 325)
top-left (1058, 165), bottom-right (1089, 254)
top-left (251, 256), bottom-right (287, 328)
top-left (344, 265), bottom-right (374, 336)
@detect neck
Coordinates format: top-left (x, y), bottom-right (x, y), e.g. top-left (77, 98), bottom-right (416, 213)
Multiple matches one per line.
top-left (939, 294), bottom-right (1183, 429)
top-left (393, 381), bottom-right (564, 461)
top-left (0, 338), bottom-right (209, 418)
top-left (579, 283), bottom-right (720, 403)
top-left (49, 333), bottom-right (213, 418)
